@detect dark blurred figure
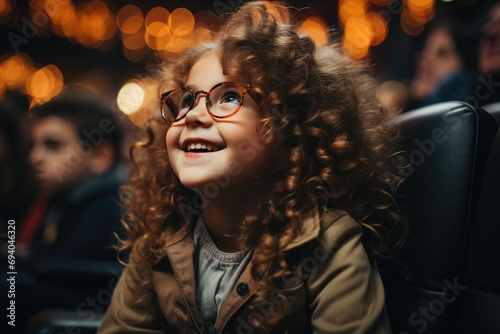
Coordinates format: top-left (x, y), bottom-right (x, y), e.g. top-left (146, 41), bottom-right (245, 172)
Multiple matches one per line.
top-left (0, 94), bottom-right (37, 236)
top-left (2, 88), bottom-right (128, 333)
top-left (25, 89), bottom-right (126, 262)
top-left (408, 20), bottom-right (480, 109)
top-left (478, 2), bottom-right (500, 105)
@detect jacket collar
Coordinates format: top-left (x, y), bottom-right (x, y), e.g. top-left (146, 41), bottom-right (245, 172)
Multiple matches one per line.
top-left (163, 208), bottom-right (322, 252)
top-left (281, 208), bottom-right (321, 251)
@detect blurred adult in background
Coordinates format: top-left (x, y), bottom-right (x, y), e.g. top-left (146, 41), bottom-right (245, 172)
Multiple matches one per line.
top-left (1, 88), bottom-right (129, 333)
top-left (25, 88), bottom-right (127, 262)
top-left (408, 20), bottom-right (480, 109)
top-left (478, 2), bottom-right (500, 105)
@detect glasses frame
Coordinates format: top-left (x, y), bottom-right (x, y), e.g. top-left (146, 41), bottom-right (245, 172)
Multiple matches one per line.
top-left (160, 82), bottom-right (252, 123)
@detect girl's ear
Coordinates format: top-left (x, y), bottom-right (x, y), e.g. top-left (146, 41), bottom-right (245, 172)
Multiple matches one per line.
top-left (89, 141), bottom-right (115, 175)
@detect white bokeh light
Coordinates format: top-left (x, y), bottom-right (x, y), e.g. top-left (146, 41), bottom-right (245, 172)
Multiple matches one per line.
top-left (117, 81), bottom-right (145, 114)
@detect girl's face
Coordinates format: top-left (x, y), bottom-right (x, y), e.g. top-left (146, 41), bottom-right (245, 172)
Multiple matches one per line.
top-left (166, 52), bottom-right (277, 196)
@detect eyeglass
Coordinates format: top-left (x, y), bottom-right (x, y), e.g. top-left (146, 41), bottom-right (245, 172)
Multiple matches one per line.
top-left (161, 82), bottom-right (252, 123)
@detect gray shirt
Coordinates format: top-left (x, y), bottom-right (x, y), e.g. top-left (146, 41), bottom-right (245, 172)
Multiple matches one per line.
top-left (193, 218), bottom-right (252, 334)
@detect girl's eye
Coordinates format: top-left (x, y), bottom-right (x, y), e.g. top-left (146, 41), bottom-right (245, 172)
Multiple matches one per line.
top-left (43, 139), bottom-right (63, 151)
top-left (220, 91), bottom-right (242, 104)
top-left (180, 94), bottom-right (193, 109)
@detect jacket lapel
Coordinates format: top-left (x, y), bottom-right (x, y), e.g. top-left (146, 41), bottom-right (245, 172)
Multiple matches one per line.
top-left (215, 262), bottom-right (258, 332)
top-left (152, 223), bottom-right (206, 333)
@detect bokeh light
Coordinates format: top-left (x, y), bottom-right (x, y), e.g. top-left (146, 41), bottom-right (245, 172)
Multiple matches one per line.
top-left (120, 77), bottom-right (159, 126)
top-left (1, 54), bottom-right (34, 89)
top-left (298, 16), bottom-right (329, 46)
top-left (400, 8), bottom-right (426, 36)
top-left (0, 0), bottom-right (12, 17)
top-left (376, 80), bottom-right (409, 114)
top-left (339, 0), bottom-right (367, 27)
top-left (145, 21), bottom-right (171, 51)
top-left (344, 16), bottom-right (373, 59)
top-left (145, 7), bottom-right (170, 26)
top-left (168, 8), bottom-right (195, 36)
top-left (121, 26), bottom-right (146, 50)
top-left (117, 81), bottom-right (145, 115)
top-left (366, 12), bottom-right (387, 46)
top-left (117, 4), bottom-right (143, 34)
top-left (163, 30), bottom-right (194, 54)
top-left (25, 64), bottom-right (64, 105)
top-left (86, 5), bottom-right (117, 42)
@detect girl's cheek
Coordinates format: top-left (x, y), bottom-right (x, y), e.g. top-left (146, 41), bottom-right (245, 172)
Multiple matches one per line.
top-left (165, 128), bottom-right (178, 154)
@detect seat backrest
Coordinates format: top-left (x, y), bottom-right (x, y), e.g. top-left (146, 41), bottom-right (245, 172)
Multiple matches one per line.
top-left (28, 310), bottom-right (104, 334)
top-left (482, 101), bottom-right (500, 124)
top-left (383, 101), bottom-right (498, 334)
top-left (455, 110), bottom-right (500, 333)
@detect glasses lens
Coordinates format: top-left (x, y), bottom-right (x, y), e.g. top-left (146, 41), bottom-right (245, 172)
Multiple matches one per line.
top-left (209, 83), bottom-right (244, 117)
top-left (164, 89), bottom-right (194, 120)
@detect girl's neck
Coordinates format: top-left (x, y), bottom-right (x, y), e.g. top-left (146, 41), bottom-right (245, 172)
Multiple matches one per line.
top-left (200, 189), bottom-right (260, 253)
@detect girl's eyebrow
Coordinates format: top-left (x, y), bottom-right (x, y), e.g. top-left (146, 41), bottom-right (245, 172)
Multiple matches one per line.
top-left (185, 83), bottom-right (196, 90)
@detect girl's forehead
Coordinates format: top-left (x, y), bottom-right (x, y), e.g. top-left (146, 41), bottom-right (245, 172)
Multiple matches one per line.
top-left (186, 54), bottom-right (222, 89)
top-left (186, 52), bottom-right (248, 87)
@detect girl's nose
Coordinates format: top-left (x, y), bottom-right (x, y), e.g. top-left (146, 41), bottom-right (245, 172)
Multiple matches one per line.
top-left (184, 94), bottom-right (213, 126)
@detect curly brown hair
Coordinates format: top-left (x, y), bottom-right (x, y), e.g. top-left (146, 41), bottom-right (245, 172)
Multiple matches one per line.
top-left (118, 0), bottom-right (407, 330)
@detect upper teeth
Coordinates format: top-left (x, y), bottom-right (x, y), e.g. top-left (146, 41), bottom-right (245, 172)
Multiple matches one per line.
top-left (186, 143), bottom-right (216, 151)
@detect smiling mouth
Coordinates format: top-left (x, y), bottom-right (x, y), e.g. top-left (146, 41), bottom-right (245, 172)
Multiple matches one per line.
top-left (182, 142), bottom-right (224, 153)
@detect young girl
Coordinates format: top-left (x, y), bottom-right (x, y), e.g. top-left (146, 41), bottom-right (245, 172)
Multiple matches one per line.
top-left (99, 1), bottom-right (407, 333)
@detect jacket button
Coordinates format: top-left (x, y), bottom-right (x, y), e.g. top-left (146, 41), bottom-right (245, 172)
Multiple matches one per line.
top-left (237, 283), bottom-right (249, 296)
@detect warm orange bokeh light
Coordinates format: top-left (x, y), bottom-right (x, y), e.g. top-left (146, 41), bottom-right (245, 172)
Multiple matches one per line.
top-left (168, 8), bottom-right (195, 36)
top-left (400, 8), bottom-right (425, 36)
top-left (47, 1), bottom-right (76, 26)
top-left (26, 64), bottom-right (64, 104)
top-left (145, 22), bottom-right (171, 51)
top-left (163, 30), bottom-right (194, 54)
top-left (345, 16), bottom-right (373, 50)
top-left (87, 7), bottom-right (117, 41)
top-left (298, 16), bottom-right (329, 45)
top-left (339, 0), bottom-right (367, 26)
top-left (406, 0), bottom-right (435, 24)
top-left (29, 0), bottom-right (44, 11)
top-left (406, 0), bottom-right (434, 12)
top-left (122, 27), bottom-right (147, 51)
top-left (117, 4), bottom-right (143, 34)
top-left (1, 54), bottom-right (33, 89)
top-left (366, 12), bottom-right (387, 46)
top-left (145, 7), bottom-right (170, 26)
top-left (0, 0), bottom-right (12, 17)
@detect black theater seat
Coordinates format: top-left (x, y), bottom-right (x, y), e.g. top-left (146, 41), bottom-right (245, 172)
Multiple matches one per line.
top-left (26, 260), bottom-right (124, 334)
top-left (482, 101), bottom-right (500, 124)
top-left (455, 110), bottom-right (500, 333)
top-left (28, 310), bottom-right (104, 334)
top-left (383, 101), bottom-right (499, 334)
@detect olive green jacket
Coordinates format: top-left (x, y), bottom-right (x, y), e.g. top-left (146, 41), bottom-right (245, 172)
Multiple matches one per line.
top-left (98, 210), bottom-right (392, 333)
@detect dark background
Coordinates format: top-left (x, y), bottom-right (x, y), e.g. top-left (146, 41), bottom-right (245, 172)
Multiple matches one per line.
top-left (0, 0), bottom-right (498, 109)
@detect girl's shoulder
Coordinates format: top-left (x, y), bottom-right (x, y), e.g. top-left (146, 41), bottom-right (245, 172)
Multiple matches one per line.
top-left (319, 209), bottom-right (362, 241)
top-left (286, 209), bottom-right (362, 259)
